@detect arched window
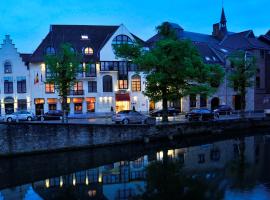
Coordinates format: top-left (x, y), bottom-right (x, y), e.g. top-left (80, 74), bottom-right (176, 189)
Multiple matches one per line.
top-left (131, 75), bottom-right (141, 91)
top-left (112, 35), bottom-right (133, 45)
top-left (45, 46), bottom-right (55, 55)
top-left (103, 75), bottom-right (113, 92)
top-left (83, 47), bottom-right (94, 55)
top-left (4, 61), bottom-right (12, 73)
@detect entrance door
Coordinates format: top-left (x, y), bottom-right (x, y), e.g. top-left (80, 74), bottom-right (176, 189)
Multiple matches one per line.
top-left (233, 95), bottom-right (241, 111)
top-left (35, 104), bottom-right (44, 115)
top-left (5, 103), bottom-right (14, 114)
top-left (211, 97), bottom-right (220, 110)
top-left (116, 101), bottom-right (130, 113)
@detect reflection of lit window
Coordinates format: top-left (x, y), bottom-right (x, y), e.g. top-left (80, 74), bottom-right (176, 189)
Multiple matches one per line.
top-left (88, 190), bottom-right (97, 197)
top-left (72, 174), bottom-right (76, 186)
top-left (45, 179), bottom-right (50, 188)
top-left (60, 176), bottom-right (63, 187)
top-left (156, 151), bottom-right (163, 161)
top-left (198, 154), bottom-right (205, 164)
top-left (167, 150), bottom-right (175, 158)
top-left (84, 47), bottom-right (94, 55)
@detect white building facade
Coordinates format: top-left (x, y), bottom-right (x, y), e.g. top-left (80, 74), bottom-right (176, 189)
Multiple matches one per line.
top-left (0, 35), bottom-right (31, 115)
top-left (27, 24), bottom-right (149, 116)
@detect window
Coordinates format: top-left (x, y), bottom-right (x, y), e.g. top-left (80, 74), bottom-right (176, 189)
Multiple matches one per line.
top-left (100, 61), bottom-right (118, 71)
top-left (81, 35), bottom-right (89, 40)
top-left (85, 64), bottom-right (96, 77)
top-left (119, 79), bottom-right (128, 89)
top-left (103, 75), bottom-right (113, 92)
top-left (83, 47), bottom-right (93, 55)
top-left (190, 94), bottom-right (196, 108)
top-left (18, 99), bottom-right (27, 111)
top-left (49, 104), bottom-right (57, 111)
top-left (200, 94), bottom-right (207, 107)
top-left (131, 75), bottom-right (141, 91)
top-left (45, 83), bottom-right (55, 93)
top-left (45, 46), bottom-right (55, 55)
top-left (74, 81), bottom-right (83, 91)
top-left (86, 98), bottom-right (95, 112)
top-left (17, 77), bottom-right (26, 93)
top-left (74, 103), bottom-right (82, 113)
top-left (4, 61), bottom-right (12, 73)
top-left (198, 154), bottom-right (205, 164)
top-left (119, 62), bottom-right (128, 75)
top-left (210, 149), bottom-right (221, 161)
top-left (256, 77), bottom-right (260, 88)
top-left (112, 35), bottom-right (133, 45)
top-left (4, 77), bottom-right (13, 94)
top-left (88, 81), bottom-right (97, 93)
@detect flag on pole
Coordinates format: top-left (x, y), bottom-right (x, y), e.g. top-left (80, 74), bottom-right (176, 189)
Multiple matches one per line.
top-left (34, 73), bottom-right (39, 84)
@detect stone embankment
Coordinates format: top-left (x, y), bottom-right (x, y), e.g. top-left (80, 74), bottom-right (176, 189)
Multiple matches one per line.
top-left (0, 117), bottom-right (270, 156)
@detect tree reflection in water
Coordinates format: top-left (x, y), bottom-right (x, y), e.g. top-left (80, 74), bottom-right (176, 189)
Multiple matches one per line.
top-left (226, 137), bottom-right (257, 191)
top-left (134, 155), bottom-right (224, 200)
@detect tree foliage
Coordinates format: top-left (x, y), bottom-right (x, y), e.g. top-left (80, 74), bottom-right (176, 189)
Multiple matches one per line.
top-left (115, 22), bottom-right (224, 121)
top-left (45, 43), bottom-right (82, 121)
top-left (228, 51), bottom-right (257, 116)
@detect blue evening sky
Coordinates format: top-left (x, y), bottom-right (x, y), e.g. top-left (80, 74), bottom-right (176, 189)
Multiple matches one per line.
top-left (0, 0), bottom-right (269, 53)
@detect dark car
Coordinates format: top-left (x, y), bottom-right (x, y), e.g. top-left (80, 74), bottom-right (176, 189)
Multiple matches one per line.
top-left (39, 110), bottom-right (63, 121)
top-left (185, 108), bottom-right (218, 121)
top-left (213, 105), bottom-right (233, 115)
top-left (150, 108), bottom-right (181, 117)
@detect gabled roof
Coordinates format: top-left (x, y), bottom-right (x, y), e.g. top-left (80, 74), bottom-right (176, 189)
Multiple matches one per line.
top-left (30, 25), bottom-right (120, 63)
top-left (20, 53), bottom-right (32, 64)
top-left (220, 30), bottom-right (270, 50)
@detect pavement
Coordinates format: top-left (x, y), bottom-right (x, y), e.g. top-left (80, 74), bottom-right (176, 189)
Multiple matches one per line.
top-left (12, 112), bottom-right (265, 125)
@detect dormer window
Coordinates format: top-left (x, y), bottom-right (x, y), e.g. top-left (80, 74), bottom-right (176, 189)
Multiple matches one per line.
top-left (81, 35), bottom-right (89, 40)
top-left (83, 47), bottom-right (94, 55)
top-left (112, 35), bottom-right (133, 45)
top-left (4, 61), bottom-right (12, 74)
top-left (45, 46), bottom-right (55, 55)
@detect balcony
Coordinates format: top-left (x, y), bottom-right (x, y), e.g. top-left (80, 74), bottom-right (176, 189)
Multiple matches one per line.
top-left (69, 90), bottom-right (85, 96)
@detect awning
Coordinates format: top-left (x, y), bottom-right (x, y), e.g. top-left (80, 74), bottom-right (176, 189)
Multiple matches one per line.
top-left (47, 98), bottom-right (58, 104)
top-left (86, 97), bottom-right (96, 103)
top-left (116, 94), bottom-right (130, 101)
top-left (35, 98), bottom-right (45, 104)
top-left (73, 98), bottom-right (84, 103)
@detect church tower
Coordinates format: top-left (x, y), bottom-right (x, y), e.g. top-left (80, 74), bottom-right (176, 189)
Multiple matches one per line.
top-left (212, 7), bottom-right (228, 40)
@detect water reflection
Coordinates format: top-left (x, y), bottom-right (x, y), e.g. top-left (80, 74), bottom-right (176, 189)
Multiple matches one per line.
top-left (1, 135), bottom-right (270, 200)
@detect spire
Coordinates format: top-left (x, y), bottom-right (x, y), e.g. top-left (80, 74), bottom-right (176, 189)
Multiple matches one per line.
top-left (220, 7), bottom-right (227, 24)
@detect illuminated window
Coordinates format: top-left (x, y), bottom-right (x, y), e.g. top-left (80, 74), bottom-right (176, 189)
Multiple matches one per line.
top-left (119, 79), bottom-right (128, 89)
top-left (81, 35), bottom-right (89, 40)
top-left (83, 47), bottom-right (94, 55)
top-left (45, 46), bottom-right (55, 55)
top-left (131, 75), bottom-right (141, 91)
top-left (112, 35), bottom-right (133, 45)
top-left (4, 61), bottom-right (12, 73)
top-left (45, 83), bottom-right (55, 93)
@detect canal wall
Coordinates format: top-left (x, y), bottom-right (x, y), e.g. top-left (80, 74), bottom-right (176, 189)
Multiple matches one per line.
top-left (1, 117), bottom-right (270, 156)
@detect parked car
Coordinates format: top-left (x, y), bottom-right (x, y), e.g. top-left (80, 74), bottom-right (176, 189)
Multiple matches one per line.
top-left (150, 108), bottom-right (181, 117)
top-left (5, 111), bottom-right (35, 122)
top-left (38, 110), bottom-right (63, 121)
top-left (112, 110), bottom-right (155, 125)
top-left (213, 105), bottom-right (233, 115)
top-left (185, 108), bottom-right (219, 121)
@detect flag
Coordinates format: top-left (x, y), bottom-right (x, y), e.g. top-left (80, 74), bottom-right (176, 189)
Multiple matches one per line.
top-left (34, 73), bottom-right (39, 84)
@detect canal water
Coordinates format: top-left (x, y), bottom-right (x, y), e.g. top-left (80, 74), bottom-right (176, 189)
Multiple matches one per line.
top-left (1, 133), bottom-right (270, 200)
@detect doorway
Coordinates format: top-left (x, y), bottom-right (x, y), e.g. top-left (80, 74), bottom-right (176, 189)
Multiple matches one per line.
top-left (233, 95), bottom-right (242, 111)
top-left (4, 97), bottom-right (14, 114)
top-left (211, 97), bottom-right (220, 110)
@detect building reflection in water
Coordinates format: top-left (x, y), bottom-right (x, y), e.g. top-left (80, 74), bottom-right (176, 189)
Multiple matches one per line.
top-left (0, 135), bottom-right (270, 199)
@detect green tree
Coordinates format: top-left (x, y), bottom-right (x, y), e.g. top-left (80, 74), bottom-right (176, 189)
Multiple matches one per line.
top-left (45, 43), bottom-right (82, 122)
top-left (115, 22), bottom-right (224, 122)
top-left (228, 51), bottom-right (257, 117)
